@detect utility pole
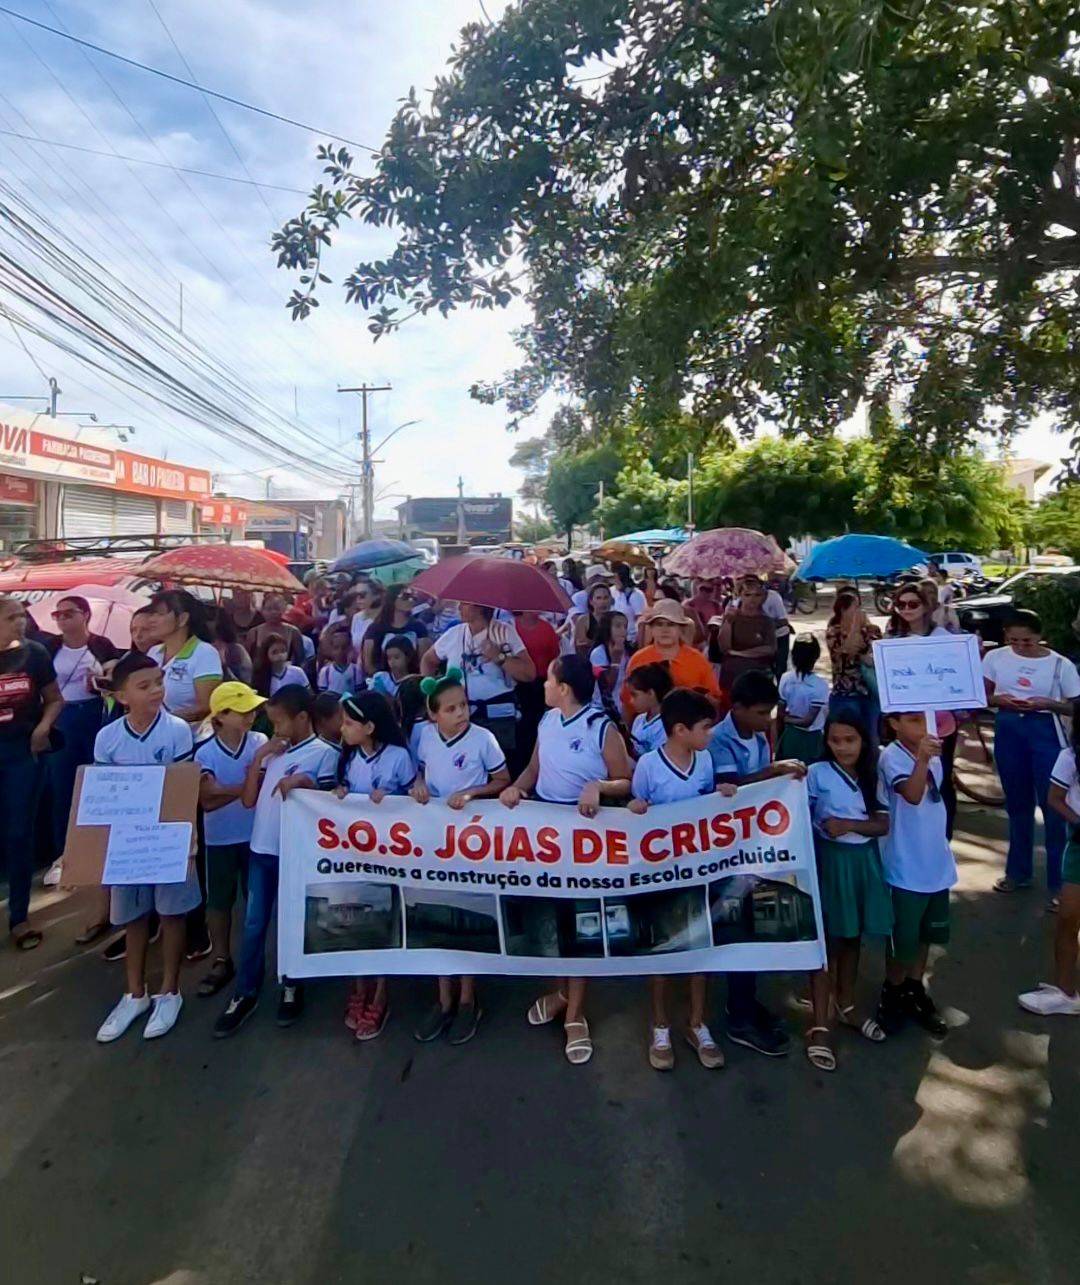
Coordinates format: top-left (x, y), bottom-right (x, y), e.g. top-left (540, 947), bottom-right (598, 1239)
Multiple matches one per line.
top-left (686, 451), bottom-right (695, 536)
top-left (597, 479), bottom-right (605, 541)
top-left (456, 473), bottom-right (467, 545)
top-left (338, 382), bottom-right (391, 540)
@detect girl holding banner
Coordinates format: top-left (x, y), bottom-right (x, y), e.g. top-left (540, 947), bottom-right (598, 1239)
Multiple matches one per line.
top-left (501, 655), bottom-right (633, 1065)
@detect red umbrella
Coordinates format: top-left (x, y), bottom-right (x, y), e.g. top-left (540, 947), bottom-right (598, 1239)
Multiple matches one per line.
top-left (0, 556), bottom-right (148, 592)
top-left (139, 544), bottom-right (304, 593)
top-left (409, 555), bottom-right (571, 613)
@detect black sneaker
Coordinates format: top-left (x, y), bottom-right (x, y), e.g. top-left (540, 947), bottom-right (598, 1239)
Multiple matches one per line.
top-left (213, 994), bottom-right (258, 1038)
top-left (448, 1002), bottom-right (482, 1045)
top-left (875, 981), bottom-right (907, 1036)
top-left (102, 933), bottom-right (126, 963)
top-left (276, 983), bottom-right (305, 1027)
top-left (726, 1004), bottom-right (790, 1057)
top-left (901, 979), bottom-right (948, 1038)
top-left (414, 1003), bottom-right (454, 1042)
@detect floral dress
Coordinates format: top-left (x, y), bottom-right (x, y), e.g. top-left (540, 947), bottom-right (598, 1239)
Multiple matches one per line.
top-left (826, 620), bottom-right (882, 697)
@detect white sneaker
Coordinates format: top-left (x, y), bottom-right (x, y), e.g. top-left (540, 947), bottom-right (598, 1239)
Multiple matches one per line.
top-left (96, 992), bottom-right (152, 1043)
top-left (143, 992), bottom-right (184, 1039)
top-left (43, 858), bottom-right (63, 888)
top-left (1018, 984), bottom-right (1080, 1016)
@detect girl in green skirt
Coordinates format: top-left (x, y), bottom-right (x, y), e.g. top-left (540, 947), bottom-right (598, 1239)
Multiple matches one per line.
top-left (803, 714), bottom-right (893, 1070)
top-left (777, 636), bottom-right (828, 763)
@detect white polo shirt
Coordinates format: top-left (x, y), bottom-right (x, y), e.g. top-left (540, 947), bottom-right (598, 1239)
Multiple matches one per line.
top-left (1050, 748), bottom-right (1080, 818)
top-left (877, 741), bottom-right (957, 893)
top-left (194, 731), bottom-right (268, 845)
top-left (631, 712), bottom-right (666, 758)
top-left (341, 743), bottom-right (416, 796)
top-left (416, 722), bottom-right (506, 799)
top-left (94, 710), bottom-right (193, 766)
top-left (535, 706), bottom-right (613, 804)
top-left (250, 735), bottom-right (339, 857)
top-left (806, 760), bottom-right (878, 845)
top-left (433, 621), bottom-right (526, 719)
top-left (148, 638), bottom-right (222, 714)
top-left (982, 647), bottom-right (1080, 703)
top-left (778, 671), bottom-right (829, 733)
top-left (632, 747), bottom-right (714, 805)
top-left (709, 713), bottom-right (770, 780)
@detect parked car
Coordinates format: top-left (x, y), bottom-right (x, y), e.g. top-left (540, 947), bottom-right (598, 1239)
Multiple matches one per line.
top-left (957, 565), bottom-right (1080, 644)
top-left (928, 551), bottom-right (982, 575)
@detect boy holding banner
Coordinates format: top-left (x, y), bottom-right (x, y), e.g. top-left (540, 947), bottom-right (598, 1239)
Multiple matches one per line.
top-left (93, 653), bottom-right (198, 1044)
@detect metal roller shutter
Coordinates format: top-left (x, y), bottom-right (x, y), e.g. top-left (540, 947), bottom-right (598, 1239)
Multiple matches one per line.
top-left (61, 486), bottom-right (157, 538)
top-left (114, 492), bottom-right (158, 535)
top-left (161, 499), bottom-right (192, 534)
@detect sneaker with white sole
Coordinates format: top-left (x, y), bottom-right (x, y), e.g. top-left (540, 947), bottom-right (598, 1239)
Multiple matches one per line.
top-left (1018, 984), bottom-right (1080, 1016)
top-left (43, 858), bottom-right (63, 888)
top-left (143, 991), bottom-right (184, 1039)
top-left (96, 992), bottom-right (152, 1043)
top-left (686, 1023), bottom-right (725, 1069)
top-left (648, 1024), bottom-right (674, 1071)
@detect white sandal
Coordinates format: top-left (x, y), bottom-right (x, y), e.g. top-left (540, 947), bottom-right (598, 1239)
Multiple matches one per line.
top-left (806, 1027), bottom-right (837, 1072)
top-left (527, 992), bottom-right (567, 1026)
top-left (832, 1000), bottom-right (886, 1043)
top-left (564, 1019), bottom-right (593, 1065)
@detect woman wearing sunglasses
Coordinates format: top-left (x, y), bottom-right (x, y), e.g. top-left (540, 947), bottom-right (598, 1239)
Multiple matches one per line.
top-left (42, 596), bottom-right (119, 937)
top-left (361, 584), bottom-right (431, 675)
top-left (886, 584), bottom-right (960, 836)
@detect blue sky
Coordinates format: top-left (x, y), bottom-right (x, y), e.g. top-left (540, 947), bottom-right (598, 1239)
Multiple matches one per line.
top-left (0, 0), bottom-right (530, 513)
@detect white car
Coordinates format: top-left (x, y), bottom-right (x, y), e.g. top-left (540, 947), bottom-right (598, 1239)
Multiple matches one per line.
top-left (929, 551), bottom-right (982, 575)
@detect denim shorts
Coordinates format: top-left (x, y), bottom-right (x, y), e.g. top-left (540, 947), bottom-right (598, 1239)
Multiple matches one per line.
top-left (109, 864), bottom-right (203, 925)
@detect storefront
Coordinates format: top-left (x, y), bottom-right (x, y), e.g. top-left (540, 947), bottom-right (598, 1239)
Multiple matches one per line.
top-left (198, 498), bottom-right (250, 537)
top-left (0, 474), bottom-right (40, 549)
top-left (244, 503), bottom-right (313, 560)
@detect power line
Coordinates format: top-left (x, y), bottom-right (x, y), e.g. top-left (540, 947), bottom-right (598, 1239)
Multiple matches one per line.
top-left (0, 4), bottom-right (378, 152)
top-left (0, 127), bottom-right (309, 193)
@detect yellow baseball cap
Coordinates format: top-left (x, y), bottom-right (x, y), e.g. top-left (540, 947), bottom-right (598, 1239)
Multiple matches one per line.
top-left (210, 681), bottom-right (266, 716)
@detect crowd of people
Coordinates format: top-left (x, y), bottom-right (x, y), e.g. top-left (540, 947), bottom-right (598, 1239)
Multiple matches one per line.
top-left (1, 551), bottom-right (1078, 1071)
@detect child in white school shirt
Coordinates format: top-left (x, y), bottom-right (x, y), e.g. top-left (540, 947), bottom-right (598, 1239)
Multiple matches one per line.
top-left (630, 688), bottom-right (735, 1072)
top-left (94, 653), bottom-right (198, 1044)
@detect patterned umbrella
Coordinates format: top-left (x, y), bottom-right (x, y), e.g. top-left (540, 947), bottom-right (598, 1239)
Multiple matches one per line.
top-left (409, 555), bottom-right (571, 613)
top-left (664, 527), bottom-right (791, 579)
top-left (138, 544), bottom-right (304, 593)
top-left (593, 539), bottom-right (656, 568)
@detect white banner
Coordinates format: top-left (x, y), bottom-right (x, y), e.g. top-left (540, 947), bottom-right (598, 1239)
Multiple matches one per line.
top-left (278, 777), bottom-right (825, 978)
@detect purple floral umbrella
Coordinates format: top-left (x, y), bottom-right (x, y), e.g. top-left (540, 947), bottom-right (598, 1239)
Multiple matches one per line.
top-left (664, 527), bottom-right (792, 580)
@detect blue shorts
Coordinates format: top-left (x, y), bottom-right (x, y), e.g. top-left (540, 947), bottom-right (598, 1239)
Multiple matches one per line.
top-left (109, 864), bottom-right (202, 925)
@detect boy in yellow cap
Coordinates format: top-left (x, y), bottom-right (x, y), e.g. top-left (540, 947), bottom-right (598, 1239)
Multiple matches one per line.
top-left (193, 682), bottom-right (267, 996)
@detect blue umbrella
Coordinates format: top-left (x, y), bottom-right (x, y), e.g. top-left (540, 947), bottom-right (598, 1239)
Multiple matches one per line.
top-left (794, 534), bottom-right (926, 581)
top-left (329, 539), bottom-right (419, 574)
top-left (615, 527), bottom-right (689, 544)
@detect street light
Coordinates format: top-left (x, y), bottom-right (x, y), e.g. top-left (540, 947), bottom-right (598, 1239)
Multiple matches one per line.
top-left (371, 418), bottom-right (422, 456)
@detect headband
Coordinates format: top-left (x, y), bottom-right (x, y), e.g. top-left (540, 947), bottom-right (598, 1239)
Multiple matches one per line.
top-left (420, 666), bottom-right (464, 703)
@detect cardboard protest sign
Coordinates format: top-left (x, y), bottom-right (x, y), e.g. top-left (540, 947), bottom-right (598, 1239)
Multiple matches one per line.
top-left (278, 776), bottom-right (824, 979)
top-left (62, 763), bottom-right (200, 886)
top-left (871, 634), bottom-right (985, 713)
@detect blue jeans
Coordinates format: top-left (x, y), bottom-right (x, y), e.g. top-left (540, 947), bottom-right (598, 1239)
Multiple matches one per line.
top-left (995, 712), bottom-right (1067, 890)
top-left (235, 851), bottom-right (280, 997)
top-left (0, 739), bottom-right (43, 929)
top-left (45, 698), bottom-right (103, 853)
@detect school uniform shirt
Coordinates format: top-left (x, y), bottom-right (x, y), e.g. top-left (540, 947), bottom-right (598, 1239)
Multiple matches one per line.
top-left (806, 760), bottom-right (877, 845)
top-left (250, 735), bottom-right (339, 857)
top-left (631, 712), bottom-right (666, 757)
top-left (876, 741), bottom-right (957, 893)
top-left (416, 721), bottom-right (506, 799)
top-left (370, 671), bottom-right (401, 700)
top-left (269, 665), bottom-right (311, 695)
top-left (194, 731), bottom-right (268, 845)
top-left (535, 705), bottom-right (613, 804)
top-left (408, 720), bottom-right (426, 768)
top-left (433, 621), bottom-right (527, 719)
top-left (589, 644), bottom-right (628, 710)
top-left (778, 671), bottom-right (829, 733)
top-left (709, 712), bottom-right (770, 779)
top-left (1050, 747), bottom-right (1080, 819)
top-left (94, 710), bottom-right (194, 766)
top-left (342, 743), bottom-right (416, 796)
top-left (148, 638), bottom-right (223, 714)
top-left (982, 647), bottom-right (1080, 704)
top-left (632, 747), bottom-right (715, 804)
top-left (318, 661), bottom-right (361, 696)
top-left (613, 587), bottom-right (647, 641)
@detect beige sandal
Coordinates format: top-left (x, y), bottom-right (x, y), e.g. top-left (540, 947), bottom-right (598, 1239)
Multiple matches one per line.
top-left (527, 991), bottom-right (567, 1026)
top-left (564, 1019), bottom-right (593, 1065)
top-left (806, 1027), bottom-right (837, 1072)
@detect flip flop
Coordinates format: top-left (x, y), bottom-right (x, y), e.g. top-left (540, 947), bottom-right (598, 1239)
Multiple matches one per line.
top-left (805, 1027), bottom-right (836, 1072)
top-left (11, 927), bottom-right (43, 952)
top-left (564, 1019), bottom-right (593, 1065)
top-left (527, 992), bottom-right (567, 1026)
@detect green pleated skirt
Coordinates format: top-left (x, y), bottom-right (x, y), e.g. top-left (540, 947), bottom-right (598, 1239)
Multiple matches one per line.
top-left (815, 837), bottom-right (894, 940)
top-left (776, 723), bottom-right (824, 765)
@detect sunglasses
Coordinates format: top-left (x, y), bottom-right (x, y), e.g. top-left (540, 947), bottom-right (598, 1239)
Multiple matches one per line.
top-left (896, 599), bottom-right (923, 610)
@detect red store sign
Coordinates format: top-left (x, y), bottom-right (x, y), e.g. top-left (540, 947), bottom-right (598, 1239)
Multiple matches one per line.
top-left (199, 500), bottom-right (249, 528)
top-left (0, 474), bottom-right (37, 506)
top-left (114, 450), bottom-right (212, 502)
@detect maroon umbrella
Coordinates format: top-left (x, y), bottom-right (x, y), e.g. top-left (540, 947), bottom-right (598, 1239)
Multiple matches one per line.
top-left (409, 555), bottom-right (571, 613)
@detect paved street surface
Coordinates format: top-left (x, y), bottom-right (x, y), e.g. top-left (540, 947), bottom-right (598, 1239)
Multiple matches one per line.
top-left (1, 802), bottom-right (1078, 1285)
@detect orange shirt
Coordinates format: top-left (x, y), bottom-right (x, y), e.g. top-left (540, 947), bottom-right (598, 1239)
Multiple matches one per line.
top-left (622, 644), bottom-right (722, 718)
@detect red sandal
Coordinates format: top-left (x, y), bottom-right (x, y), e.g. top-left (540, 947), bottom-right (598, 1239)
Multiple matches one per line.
top-left (355, 1000), bottom-right (389, 1041)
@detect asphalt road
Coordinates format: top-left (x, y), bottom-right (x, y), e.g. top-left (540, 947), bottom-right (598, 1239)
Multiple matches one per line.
top-left (1, 801), bottom-right (1078, 1285)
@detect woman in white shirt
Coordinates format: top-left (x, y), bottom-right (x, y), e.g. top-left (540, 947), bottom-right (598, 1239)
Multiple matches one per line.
top-left (146, 590), bottom-right (223, 725)
top-left (983, 608), bottom-right (1080, 903)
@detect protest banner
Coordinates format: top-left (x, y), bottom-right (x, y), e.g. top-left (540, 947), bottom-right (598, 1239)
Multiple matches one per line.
top-left (61, 763), bottom-right (200, 886)
top-left (871, 633), bottom-right (985, 733)
top-left (278, 776), bottom-right (824, 978)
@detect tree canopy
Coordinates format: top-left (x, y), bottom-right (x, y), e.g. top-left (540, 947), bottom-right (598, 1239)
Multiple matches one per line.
top-left (1027, 484), bottom-right (1080, 559)
top-left (275, 0), bottom-right (1080, 464)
